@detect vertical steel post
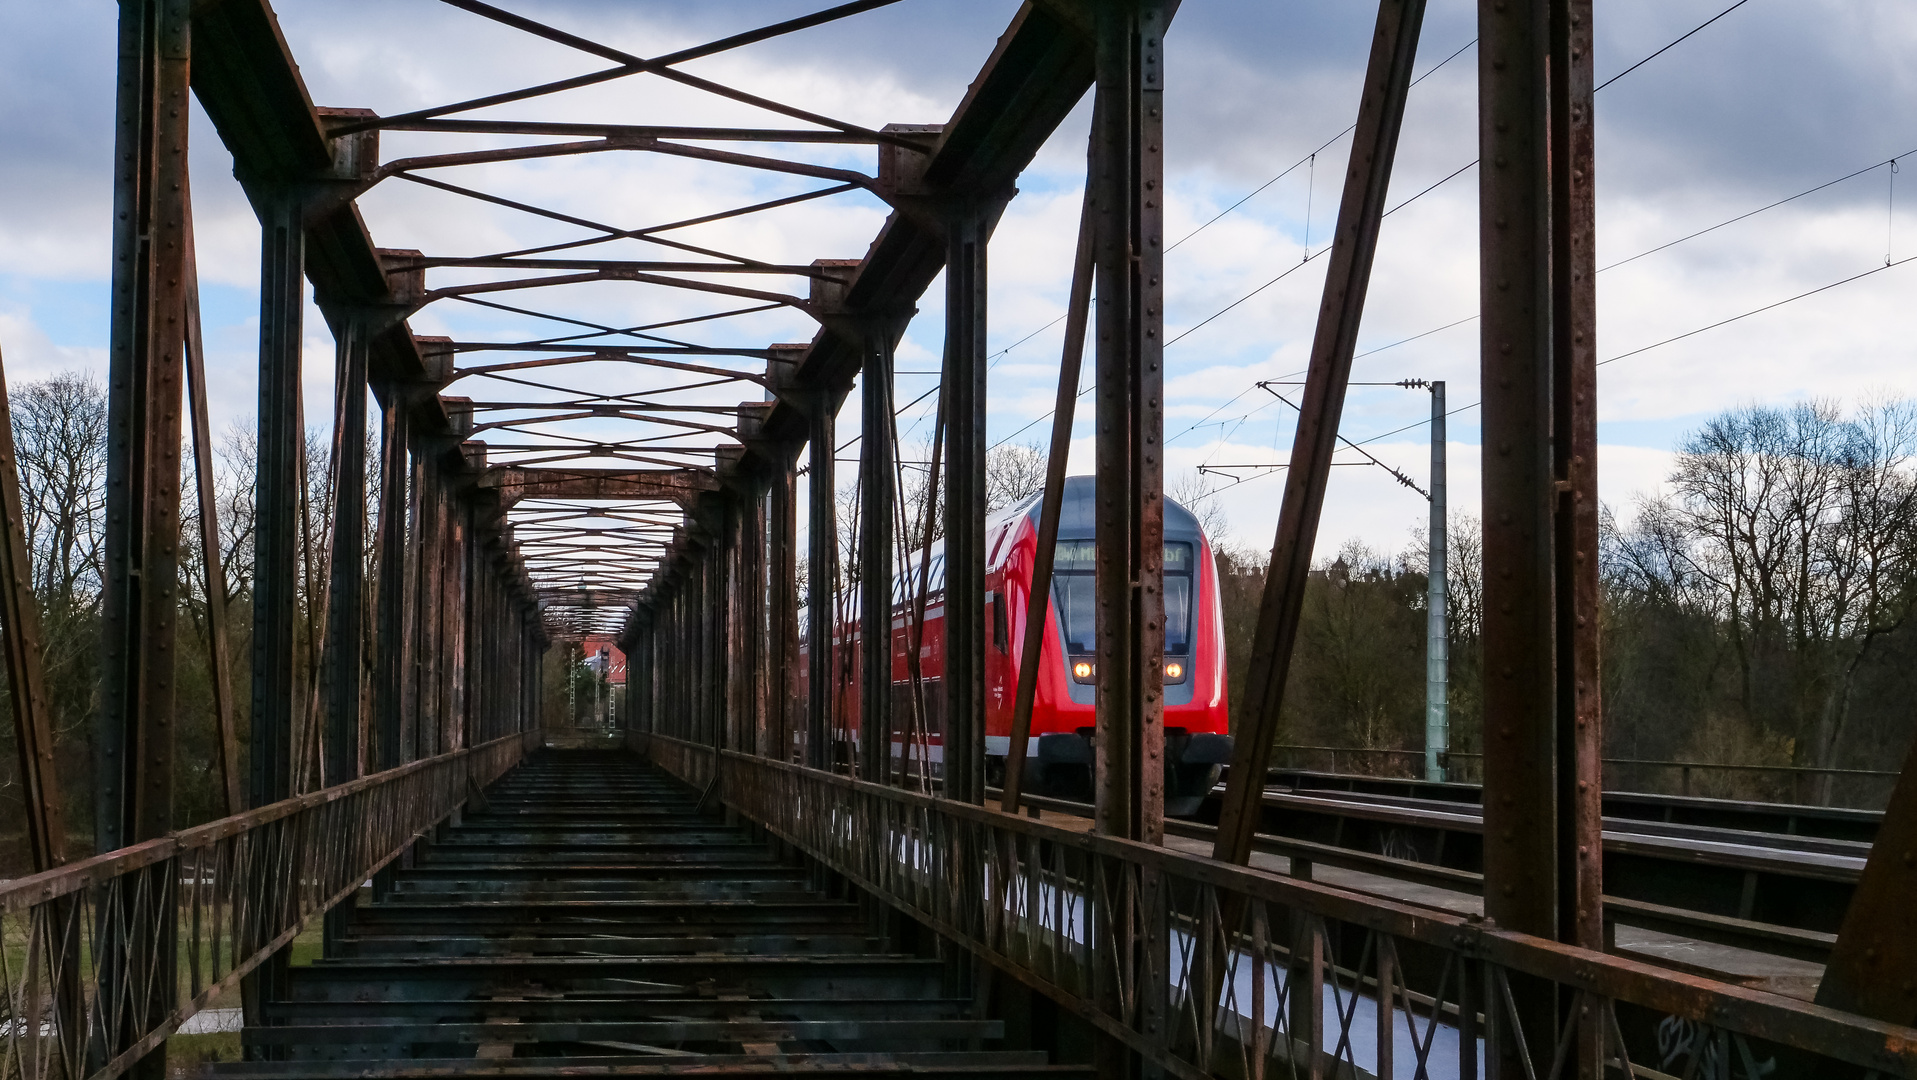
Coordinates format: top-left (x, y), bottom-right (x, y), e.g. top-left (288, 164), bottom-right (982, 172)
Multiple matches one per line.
top-left (743, 483), bottom-right (769, 756)
top-left (1090, 4), bottom-right (1172, 1071)
top-left (1479, 0), bottom-right (1557, 945)
top-left (807, 399), bottom-right (836, 769)
top-left (101, 0), bottom-right (189, 855)
top-left (859, 325), bottom-right (897, 783)
top-left (1479, 0), bottom-right (1604, 1068)
top-left (245, 179), bottom-right (304, 1031)
top-left (374, 390), bottom-right (412, 770)
top-left (771, 450), bottom-right (800, 761)
top-left (1426, 381), bottom-right (1449, 783)
top-left (445, 493), bottom-right (468, 751)
top-left (100, 4), bottom-right (189, 1073)
top-left (322, 316), bottom-right (368, 959)
top-left (1088, 0), bottom-right (1168, 837)
top-left (1550, 5), bottom-right (1604, 1072)
top-left (1212, 0), bottom-right (1428, 867)
top-left (414, 453), bottom-right (442, 759)
top-left (726, 502), bottom-right (745, 749)
top-left (1551, 0), bottom-right (1603, 957)
top-left (324, 316), bottom-right (369, 788)
top-left (943, 212), bottom-right (990, 806)
top-left (251, 186), bottom-right (306, 812)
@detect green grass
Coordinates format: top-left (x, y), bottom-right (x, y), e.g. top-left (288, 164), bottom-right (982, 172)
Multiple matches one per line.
top-left (286, 923), bottom-right (324, 967)
top-left (166, 1031), bottom-right (242, 1073)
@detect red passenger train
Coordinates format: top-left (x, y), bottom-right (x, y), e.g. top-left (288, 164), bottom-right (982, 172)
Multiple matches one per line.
top-left (804, 475), bottom-right (1233, 815)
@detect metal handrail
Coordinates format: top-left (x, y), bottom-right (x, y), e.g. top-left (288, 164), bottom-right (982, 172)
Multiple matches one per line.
top-left (0, 729), bottom-right (539, 1080)
top-left (642, 732), bottom-right (1917, 1079)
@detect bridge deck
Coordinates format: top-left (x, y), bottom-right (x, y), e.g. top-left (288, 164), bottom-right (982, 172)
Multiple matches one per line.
top-left (208, 749), bottom-right (1091, 1078)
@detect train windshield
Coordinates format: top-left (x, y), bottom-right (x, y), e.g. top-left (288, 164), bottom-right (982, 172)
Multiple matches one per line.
top-left (1051, 540), bottom-right (1195, 654)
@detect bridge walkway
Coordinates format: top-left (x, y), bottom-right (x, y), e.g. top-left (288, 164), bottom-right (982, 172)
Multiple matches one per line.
top-left (207, 749), bottom-right (1091, 1078)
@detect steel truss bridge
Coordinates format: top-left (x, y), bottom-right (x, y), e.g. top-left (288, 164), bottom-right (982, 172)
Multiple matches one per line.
top-left (1, 0), bottom-right (1914, 1078)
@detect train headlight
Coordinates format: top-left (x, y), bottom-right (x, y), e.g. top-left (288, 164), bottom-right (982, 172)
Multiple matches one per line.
top-left (1164, 662), bottom-right (1184, 680)
top-left (1072, 661), bottom-right (1093, 679)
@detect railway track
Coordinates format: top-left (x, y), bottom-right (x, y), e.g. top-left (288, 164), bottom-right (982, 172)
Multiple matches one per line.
top-left (995, 775), bottom-right (1876, 977)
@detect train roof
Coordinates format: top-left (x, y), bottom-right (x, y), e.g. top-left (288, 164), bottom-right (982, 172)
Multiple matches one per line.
top-left (998, 474), bottom-right (1205, 541)
top-left (848, 477), bottom-right (1211, 612)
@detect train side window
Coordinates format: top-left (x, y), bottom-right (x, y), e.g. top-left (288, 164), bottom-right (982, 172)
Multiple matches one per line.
top-left (991, 590), bottom-right (1009, 653)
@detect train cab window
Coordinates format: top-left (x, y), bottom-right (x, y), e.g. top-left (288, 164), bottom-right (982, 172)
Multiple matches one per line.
top-left (1051, 540), bottom-right (1098, 653)
top-left (1164, 542), bottom-right (1193, 655)
top-left (1050, 539), bottom-right (1193, 654)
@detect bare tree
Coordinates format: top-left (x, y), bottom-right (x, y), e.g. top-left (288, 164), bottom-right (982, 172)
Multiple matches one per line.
top-left (1622, 398), bottom-right (1917, 795)
top-left (985, 441), bottom-right (1047, 513)
top-left (214, 425), bottom-right (259, 604)
top-left (1168, 471), bottom-right (1232, 544)
top-left (10, 372), bottom-right (108, 608)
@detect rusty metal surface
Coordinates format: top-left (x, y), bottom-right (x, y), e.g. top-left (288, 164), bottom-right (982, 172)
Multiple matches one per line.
top-left (942, 212), bottom-right (992, 807)
top-left (1478, 0), bottom-right (1560, 944)
top-left (651, 734), bottom-right (1917, 1079)
top-left (1821, 729), bottom-right (1917, 1025)
top-left (857, 324), bottom-right (897, 783)
top-left (209, 748), bottom-right (1093, 1076)
top-left (41, 0), bottom-right (1899, 1072)
top-left (325, 315), bottom-right (371, 789)
top-left (0, 733), bottom-right (533, 1080)
top-left (1090, 0), bottom-right (1170, 851)
top-left (101, 0), bottom-right (191, 858)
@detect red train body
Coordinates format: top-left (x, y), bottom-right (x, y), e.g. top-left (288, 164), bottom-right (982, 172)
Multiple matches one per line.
top-left (803, 475), bottom-right (1232, 812)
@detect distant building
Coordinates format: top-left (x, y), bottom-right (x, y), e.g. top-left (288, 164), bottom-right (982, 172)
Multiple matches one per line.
top-left (580, 637), bottom-right (627, 686)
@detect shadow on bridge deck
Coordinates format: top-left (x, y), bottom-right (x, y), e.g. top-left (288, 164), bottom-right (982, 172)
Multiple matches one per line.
top-left (203, 749), bottom-right (1092, 1078)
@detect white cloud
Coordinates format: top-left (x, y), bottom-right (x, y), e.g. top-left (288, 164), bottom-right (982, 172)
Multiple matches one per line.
top-left (0, 307), bottom-right (107, 384)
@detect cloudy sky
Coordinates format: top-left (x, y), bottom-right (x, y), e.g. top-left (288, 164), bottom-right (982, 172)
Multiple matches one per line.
top-left (2, 0), bottom-right (1914, 568)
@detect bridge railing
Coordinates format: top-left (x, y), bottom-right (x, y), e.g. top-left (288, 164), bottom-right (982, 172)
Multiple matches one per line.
top-left (643, 733), bottom-right (1915, 1080)
top-left (0, 729), bottom-right (538, 1080)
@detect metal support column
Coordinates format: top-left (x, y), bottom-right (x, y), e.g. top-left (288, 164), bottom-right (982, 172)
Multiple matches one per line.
top-left (770, 450), bottom-right (800, 761)
top-left (324, 316), bottom-right (370, 788)
top-left (1089, 0), bottom-right (1169, 846)
top-left (374, 389), bottom-right (412, 769)
top-left (1089, 3), bottom-right (1172, 1071)
top-left (806, 398), bottom-right (836, 769)
top-left (1478, 0), bottom-right (1558, 948)
top-left (943, 210), bottom-right (991, 806)
top-left (101, 0), bottom-right (189, 857)
top-left (1477, 0), bottom-right (1604, 1068)
top-left (1550, 0), bottom-right (1604, 965)
top-left (100, 3), bottom-right (189, 1072)
top-left (859, 324), bottom-right (897, 782)
top-left (1212, 0), bottom-right (1427, 867)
